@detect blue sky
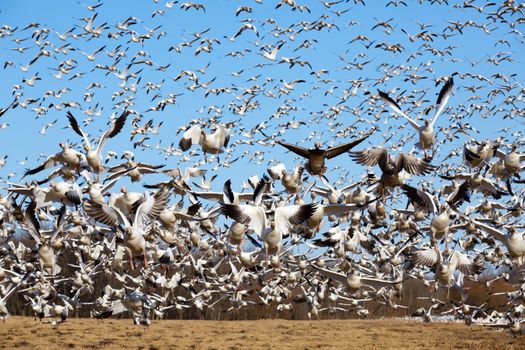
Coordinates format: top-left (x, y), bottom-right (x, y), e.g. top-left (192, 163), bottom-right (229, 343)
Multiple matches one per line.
top-left (0, 0), bottom-right (523, 201)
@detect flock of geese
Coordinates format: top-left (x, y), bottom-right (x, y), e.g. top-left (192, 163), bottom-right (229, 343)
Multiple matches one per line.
top-left (0, 0), bottom-right (524, 337)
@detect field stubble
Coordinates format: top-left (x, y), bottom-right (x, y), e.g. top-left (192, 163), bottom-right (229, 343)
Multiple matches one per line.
top-left (1, 317), bottom-right (524, 349)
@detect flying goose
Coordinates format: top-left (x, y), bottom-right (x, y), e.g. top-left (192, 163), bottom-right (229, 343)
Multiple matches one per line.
top-left (463, 140), bottom-right (499, 170)
top-left (6, 181), bottom-right (82, 208)
top-left (311, 264), bottom-right (403, 292)
top-left (267, 163), bottom-right (305, 195)
top-left (378, 75), bottom-right (454, 159)
top-left (262, 129), bottom-right (375, 175)
top-left (105, 159), bottom-right (165, 183)
top-left (157, 201), bottom-right (203, 230)
top-left (493, 145), bottom-right (525, 178)
top-left (350, 148), bottom-right (435, 195)
top-left (313, 225), bottom-right (374, 255)
top-left (66, 110), bottom-right (129, 174)
top-left (400, 184), bottom-right (438, 218)
top-left (452, 208), bottom-right (525, 265)
top-left (23, 203), bottom-right (67, 275)
top-left (179, 124), bottom-right (230, 155)
top-left (410, 247), bottom-right (483, 287)
top-left (221, 199), bottom-right (317, 261)
top-left (190, 179), bottom-right (259, 204)
top-left (83, 189), bottom-right (169, 270)
top-left (23, 142), bottom-right (86, 178)
top-left (0, 272), bottom-right (30, 320)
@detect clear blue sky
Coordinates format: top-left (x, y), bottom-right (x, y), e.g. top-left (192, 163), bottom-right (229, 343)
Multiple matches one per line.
top-left (0, 0), bottom-right (523, 198)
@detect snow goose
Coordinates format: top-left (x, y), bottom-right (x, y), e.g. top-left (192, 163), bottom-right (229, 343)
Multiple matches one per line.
top-left (108, 187), bottom-right (144, 218)
top-left (463, 139), bottom-right (499, 170)
top-left (440, 171), bottom-right (508, 200)
top-left (66, 109), bottom-right (129, 174)
top-left (191, 179), bottom-right (255, 204)
top-left (306, 201), bottom-right (369, 231)
top-left (83, 178), bottom-right (118, 204)
top-left (267, 163), bottom-right (304, 195)
top-left (377, 75), bottom-right (454, 159)
top-left (46, 181), bottom-right (83, 207)
top-left (311, 264), bottom-right (403, 292)
top-left (157, 201), bottom-right (202, 230)
top-left (494, 144), bottom-right (525, 177)
top-left (23, 142), bottom-right (85, 178)
top-left (0, 272), bottom-right (29, 320)
top-left (84, 189), bottom-right (169, 270)
top-left (400, 184), bottom-right (438, 217)
top-left (350, 147), bottom-right (435, 196)
top-left (105, 159), bottom-right (165, 183)
top-left (23, 202), bottom-right (66, 275)
top-left (410, 247), bottom-right (483, 287)
top-left (179, 123), bottom-right (230, 155)
top-left (452, 208), bottom-right (525, 265)
top-left (221, 199), bottom-right (316, 261)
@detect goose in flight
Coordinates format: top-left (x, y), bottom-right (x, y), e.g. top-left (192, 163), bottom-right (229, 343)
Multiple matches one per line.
top-left (83, 189), bottom-right (169, 270)
top-left (463, 139), bottom-right (499, 170)
top-left (350, 148), bottom-right (435, 194)
top-left (23, 142), bottom-right (86, 178)
top-left (179, 124), bottom-right (230, 156)
top-left (400, 184), bottom-right (438, 218)
top-left (0, 271), bottom-right (30, 320)
top-left (221, 192), bottom-right (316, 262)
top-left (410, 247), bottom-right (483, 287)
top-left (491, 145), bottom-right (525, 194)
top-left (23, 203), bottom-right (67, 275)
top-left (105, 159), bottom-right (165, 183)
top-left (66, 110), bottom-right (129, 175)
top-left (311, 264), bottom-right (403, 292)
top-left (267, 163), bottom-right (305, 195)
top-left (7, 181), bottom-right (82, 208)
top-left (190, 179), bottom-right (260, 205)
top-left (452, 208), bottom-right (525, 265)
top-left (494, 145), bottom-right (525, 178)
top-left (262, 129), bottom-right (375, 175)
top-left (378, 76), bottom-right (454, 159)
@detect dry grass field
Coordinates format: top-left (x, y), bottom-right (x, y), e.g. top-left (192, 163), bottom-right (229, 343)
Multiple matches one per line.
top-left (1, 317), bottom-right (524, 349)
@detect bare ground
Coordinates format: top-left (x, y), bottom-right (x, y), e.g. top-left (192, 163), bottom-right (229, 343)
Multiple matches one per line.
top-left (1, 317), bottom-right (524, 349)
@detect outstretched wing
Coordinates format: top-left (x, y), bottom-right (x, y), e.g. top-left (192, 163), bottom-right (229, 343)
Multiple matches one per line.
top-left (378, 90), bottom-right (420, 130)
top-left (410, 248), bottom-right (439, 269)
top-left (275, 203), bottom-right (317, 237)
top-left (274, 140), bottom-right (310, 159)
top-left (431, 76), bottom-right (454, 126)
top-left (179, 125), bottom-right (202, 151)
top-left (134, 189), bottom-right (170, 227)
top-left (401, 184), bottom-right (438, 213)
top-left (311, 264), bottom-right (347, 285)
top-left (66, 111), bottom-right (91, 148)
top-left (449, 251), bottom-right (483, 276)
top-left (221, 203), bottom-right (266, 237)
top-left (84, 200), bottom-right (129, 228)
top-left (325, 129), bottom-right (375, 160)
top-left (350, 147), bottom-right (388, 168)
top-left (397, 153), bottom-right (435, 176)
top-left (96, 110), bottom-right (130, 154)
top-left (24, 154), bottom-right (59, 177)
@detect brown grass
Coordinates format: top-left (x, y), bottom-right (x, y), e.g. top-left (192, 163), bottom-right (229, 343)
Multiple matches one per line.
top-left (1, 317), bottom-right (524, 350)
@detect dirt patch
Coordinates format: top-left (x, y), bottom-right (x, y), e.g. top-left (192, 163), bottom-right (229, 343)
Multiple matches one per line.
top-left (0, 317), bottom-right (524, 349)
